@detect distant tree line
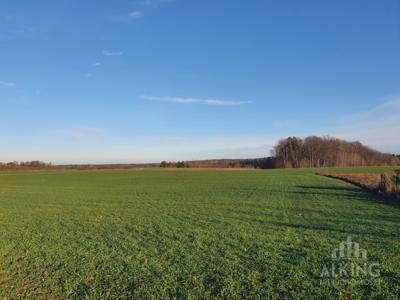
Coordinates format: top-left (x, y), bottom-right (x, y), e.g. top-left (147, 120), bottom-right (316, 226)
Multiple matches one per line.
top-left (160, 136), bottom-right (399, 169)
top-left (61, 163), bottom-right (159, 170)
top-left (273, 136), bottom-right (399, 168)
top-left (236, 157), bottom-right (278, 169)
top-left (160, 161), bottom-right (189, 168)
top-left (0, 161), bottom-right (52, 170)
top-left (159, 158), bottom-right (278, 169)
top-left (2, 136), bottom-right (398, 171)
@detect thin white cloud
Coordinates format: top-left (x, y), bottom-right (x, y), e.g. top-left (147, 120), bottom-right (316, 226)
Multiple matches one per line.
top-left (138, 0), bottom-right (153, 5)
top-left (55, 127), bottom-right (104, 139)
top-left (136, 0), bottom-right (175, 6)
top-left (0, 81), bottom-right (16, 87)
top-left (92, 62), bottom-right (101, 67)
top-left (333, 95), bottom-right (400, 153)
top-left (85, 73), bottom-right (93, 78)
top-left (129, 11), bottom-right (144, 19)
top-left (0, 13), bottom-right (40, 42)
top-left (140, 136), bottom-right (276, 161)
top-left (164, 135), bottom-right (184, 140)
top-left (140, 95), bottom-right (251, 106)
top-left (102, 50), bottom-right (123, 56)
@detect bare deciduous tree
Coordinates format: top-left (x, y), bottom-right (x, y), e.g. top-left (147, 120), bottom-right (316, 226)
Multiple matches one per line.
top-left (273, 136), bottom-right (400, 168)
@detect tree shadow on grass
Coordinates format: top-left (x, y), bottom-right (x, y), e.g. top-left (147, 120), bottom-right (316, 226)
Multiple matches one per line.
top-left (295, 185), bottom-right (400, 210)
top-left (296, 185), bottom-right (358, 192)
top-left (288, 190), bottom-right (370, 201)
top-left (270, 220), bottom-right (399, 239)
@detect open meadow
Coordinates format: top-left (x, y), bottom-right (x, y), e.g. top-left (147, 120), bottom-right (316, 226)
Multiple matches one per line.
top-left (0, 167), bottom-right (399, 299)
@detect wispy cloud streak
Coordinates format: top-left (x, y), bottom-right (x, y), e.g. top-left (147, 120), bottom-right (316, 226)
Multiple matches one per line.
top-left (0, 81), bottom-right (16, 87)
top-left (102, 50), bottom-right (123, 56)
top-left (136, 0), bottom-right (175, 6)
top-left (140, 95), bottom-right (251, 106)
top-left (129, 11), bottom-right (143, 19)
top-left (55, 127), bottom-right (104, 139)
top-left (333, 96), bottom-right (400, 153)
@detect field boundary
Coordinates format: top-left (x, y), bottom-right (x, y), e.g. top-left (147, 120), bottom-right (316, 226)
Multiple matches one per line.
top-left (317, 173), bottom-right (376, 192)
top-left (317, 172), bottom-right (400, 202)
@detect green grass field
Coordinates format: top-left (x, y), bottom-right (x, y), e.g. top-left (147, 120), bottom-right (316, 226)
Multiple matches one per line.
top-left (0, 168), bottom-right (399, 299)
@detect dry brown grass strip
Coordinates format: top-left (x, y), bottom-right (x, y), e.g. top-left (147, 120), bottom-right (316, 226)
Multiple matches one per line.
top-left (318, 172), bottom-right (400, 201)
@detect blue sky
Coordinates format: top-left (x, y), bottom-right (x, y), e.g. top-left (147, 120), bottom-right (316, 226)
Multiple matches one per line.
top-left (1, 0), bottom-right (399, 163)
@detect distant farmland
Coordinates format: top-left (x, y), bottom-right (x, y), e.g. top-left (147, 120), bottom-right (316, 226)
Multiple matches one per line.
top-left (0, 168), bottom-right (399, 299)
